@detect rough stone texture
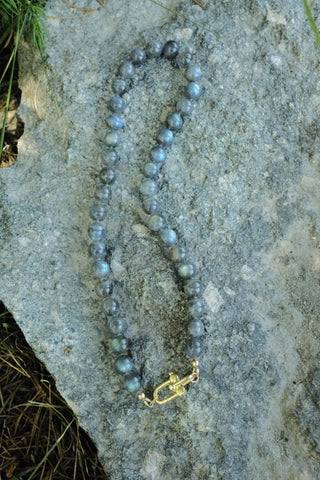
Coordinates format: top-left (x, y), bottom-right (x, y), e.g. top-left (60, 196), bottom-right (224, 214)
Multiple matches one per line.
top-left (1, 0), bottom-right (320, 478)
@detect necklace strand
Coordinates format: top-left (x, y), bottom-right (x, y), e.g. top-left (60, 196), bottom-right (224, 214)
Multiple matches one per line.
top-left (88, 40), bottom-right (204, 407)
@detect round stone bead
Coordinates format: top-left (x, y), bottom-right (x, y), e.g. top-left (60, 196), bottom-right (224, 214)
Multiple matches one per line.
top-left (131, 48), bottom-right (146, 65)
top-left (118, 61), bottom-right (135, 78)
top-left (124, 372), bottom-right (142, 393)
top-left (157, 128), bottom-right (173, 147)
top-left (168, 245), bottom-right (186, 263)
top-left (93, 260), bottom-right (110, 278)
top-left (99, 167), bottom-right (116, 185)
top-left (176, 51), bottom-right (192, 68)
top-left (105, 131), bottom-right (119, 148)
top-left (166, 112), bottom-right (183, 131)
top-left (162, 40), bottom-right (179, 59)
top-left (102, 149), bottom-right (119, 166)
top-left (150, 146), bottom-right (166, 163)
top-left (188, 319), bottom-right (204, 337)
top-left (146, 40), bottom-right (163, 58)
top-left (95, 184), bottom-right (111, 202)
top-left (176, 97), bottom-right (194, 116)
top-left (106, 114), bottom-right (123, 130)
top-left (88, 223), bottom-right (106, 241)
top-left (88, 241), bottom-right (107, 259)
top-left (89, 203), bottom-right (107, 221)
top-left (102, 297), bottom-right (119, 316)
top-left (148, 214), bottom-right (164, 231)
top-left (184, 279), bottom-right (201, 298)
top-left (140, 179), bottom-right (158, 196)
top-left (112, 77), bottom-right (127, 95)
top-left (185, 82), bottom-right (202, 100)
top-left (177, 262), bottom-right (196, 279)
top-left (186, 337), bottom-right (202, 358)
top-left (143, 162), bottom-right (160, 178)
top-left (111, 335), bottom-right (129, 354)
top-left (143, 197), bottom-right (160, 215)
top-left (109, 95), bottom-right (126, 113)
top-left (115, 355), bottom-right (134, 374)
top-left (186, 64), bottom-right (202, 82)
top-left (107, 317), bottom-right (125, 335)
top-left (188, 297), bottom-right (204, 318)
top-left (160, 228), bottom-right (177, 246)
top-left (96, 279), bottom-right (113, 297)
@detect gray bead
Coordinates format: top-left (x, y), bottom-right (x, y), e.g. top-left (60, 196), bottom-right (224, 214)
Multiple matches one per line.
top-left (186, 337), bottom-right (202, 358)
top-left (93, 260), bottom-right (110, 278)
top-left (106, 114), bottom-right (123, 130)
top-left (102, 149), bottom-right (119, 166)
top-left (105, 131), bottom-right (119, 147)
top-left (115, 355), bottom-right (134, 374)
top-left (143, 197), bottom-right (160, 215)
top-left (140, 179), bottom-right (158, 196)
top-left (148, 214), bottom-right (164, 231)
top-left (96, 279), bottom-right (113, 297)
top-left (166, 112), bottom-right (183, 131)
top-left (102, 297), bottom-right (119, 316)
top-left (88, 223), bottom-right (106, 241)
top-left (107, 317), bottom-right (125, 335)
top-left (188, 297), bottom-right (204, 318)
top-left (124, 373), bottom-right (142, 393)
top-left (157, 128), bottom-right (173, 147)
top-left (177, 262), bottom-right (196, 279)
top-left (95, 184), bottom-right (111, 202)
top-left (176, 98), bottom-right (194, 116)
top-left (99, 167), bottom-right (116, 184)
top-left (162, 40), bottom-right (179, 59)
top-left (188, 319), bottom-right (204, 337)
top-left (184, 279), bottom-right (201, 298)
top-left (131, 48), bottom-right (146, 65)
top-left (143, 162), bottom-right (160, 178)
top-left (160, 228), bottom-right (177, 246)
top-left (109, 95), bottom-right (126, 113)
top-left (146, 40), bottom-right (163, 57)
top-left (111, 335), bottom-right (129, 354)
top-left (88, 242), bottom-right (107, 260)
top-left (176, 51), bottom-right (192, 68)
top-left (150, 146), bottom-right (166, 163)
top-left (112, 77), bottom-right (127, 95)
top-left (185, 82), bottom-right (202, 100)
top-left (118, 61), bottom-right (135, 78)
top-left (89, 203), bottom-right (107, 221)
top-left (168, 245), bottom-right (186, 262)
top-left (186, 64), bottom-right (202, 82)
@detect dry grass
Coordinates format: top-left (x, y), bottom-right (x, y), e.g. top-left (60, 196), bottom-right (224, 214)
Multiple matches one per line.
top-left (0, 303), bottom-right (108, 480)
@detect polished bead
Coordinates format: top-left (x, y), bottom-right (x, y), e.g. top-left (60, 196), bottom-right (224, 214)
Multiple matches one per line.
top-left (160, 228), bottom-right (177, 246)
top-left (139, 179), bottom-right (158, 196)
top-left (105, 131), bottom-right (119, 147)
top-left (93, 260), bottom-right (110, 278)
top-left (157, 128), bottom-right (173, 147)
top-left (107, 317), bottom-right (125, 335)
top-left (112, 77), bottom-right (127, 95)
top-left (118, 61), bottom-right (135, 78)
top-left (131, 48), bottom-right (146, 65)
top-left (88, 223), bottom-right (106, 241)
top-left (176, 97), bottom-right (194, 116)
top-left (166, 112), bottom-right (183, 131)
top-left (143, 162), bottom-right (160, 178)
top-left (96, 279), bottom-right (113, 297)
top-left (186, 337), bottom-right (202, 357)
top-left (188, 297), bottom-right (204, 318)
top-left (168, 245), bottom-right (186, 262)
top-left (177, 262), bottom-right (196, 279)
top-left (111, 335), bottom-right (129, 354)
top-left (99, 167), bottom-right (116, 184)
top-left (102, 297), bottom-right (119, 316)
top-left (88, 242), bottom-right (107, 259)
top-left (95, 184), bottom-right (111, 202)
top-left (162, 40), bottom-right (179, 59)
top-left (146, 40), bottom-right (163, 57)
top-left (185, 82), bottom-right (202, 100)
top-left (176, 51), bottom-right (192, 68)
top-left (89, 203), bottom-right (107, 221)
top-left (107, 114), bottom-right (123, 130)
top-left (184, 279), bottom-right (201, 298)
top-left (148, 214), bottom-right (164, 231)
top-left (109, 95), bottom-right (126, 113)
top-left (186, 64), bottom-right (202, 81)
top-left (143, 197), bottom-right (160, 215)
top-left (102, 149), bottom-right (119, 166)
top-left (115, 355), bottom-right (134, 374)
top-left (188, 319), bottom-right (204, 337)
top-left (124, 372), bottom-right (142, 393)
top-left (150, 146), bottom-right (166, 163)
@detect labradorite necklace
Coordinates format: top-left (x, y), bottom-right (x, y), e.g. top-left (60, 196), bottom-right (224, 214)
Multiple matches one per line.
top-left (88, 40), bottom-right (203, 407)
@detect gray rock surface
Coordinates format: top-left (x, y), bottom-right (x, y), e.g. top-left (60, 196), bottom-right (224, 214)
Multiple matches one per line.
top-left (1, 0), bottom-right (320, 478)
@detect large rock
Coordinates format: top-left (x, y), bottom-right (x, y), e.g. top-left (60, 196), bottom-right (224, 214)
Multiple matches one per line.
top-left (1, 0), bottom-right (319, 478)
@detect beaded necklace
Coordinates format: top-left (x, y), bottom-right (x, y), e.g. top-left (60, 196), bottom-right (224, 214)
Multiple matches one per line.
top-left (88, 40), bottom-right (203, 407)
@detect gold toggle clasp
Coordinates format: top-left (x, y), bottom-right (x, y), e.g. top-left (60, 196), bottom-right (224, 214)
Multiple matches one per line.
top-left (138, 360), bottom-right (199, 407)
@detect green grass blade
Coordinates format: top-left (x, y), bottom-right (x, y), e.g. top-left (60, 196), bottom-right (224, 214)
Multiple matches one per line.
top-left (302, 0), bottom-right (320, 48)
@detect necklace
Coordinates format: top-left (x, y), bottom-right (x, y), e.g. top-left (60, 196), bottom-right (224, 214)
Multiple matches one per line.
top-left (88, 40), bottom-right (203, 407)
